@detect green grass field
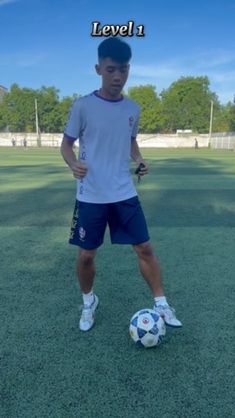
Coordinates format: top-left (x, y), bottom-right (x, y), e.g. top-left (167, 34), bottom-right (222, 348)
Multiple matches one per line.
top-left (1, 147), bottom-right (235, 418)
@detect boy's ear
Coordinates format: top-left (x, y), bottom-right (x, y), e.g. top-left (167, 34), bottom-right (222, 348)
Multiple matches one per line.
top-left (95, 64), bottom-right (101, 75)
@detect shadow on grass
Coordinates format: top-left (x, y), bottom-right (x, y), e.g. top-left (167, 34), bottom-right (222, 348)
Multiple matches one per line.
top-left (141, 189), bottom-right (235, 227)
top-left (0, 158), bottom-right (235, 227)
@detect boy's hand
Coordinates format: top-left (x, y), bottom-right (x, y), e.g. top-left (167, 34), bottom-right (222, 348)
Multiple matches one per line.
top-left (70, 161), bottom-right (88, 179)
top-left (135, 161), bottom-right (148, 182)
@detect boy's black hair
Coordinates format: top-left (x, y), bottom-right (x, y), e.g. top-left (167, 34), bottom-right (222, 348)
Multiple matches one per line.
top-left (98, 37), bottom-right (132, 63)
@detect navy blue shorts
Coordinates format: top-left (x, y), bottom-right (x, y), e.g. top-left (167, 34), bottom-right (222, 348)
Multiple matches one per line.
top-left (69, 196), bottom-right (150, 250)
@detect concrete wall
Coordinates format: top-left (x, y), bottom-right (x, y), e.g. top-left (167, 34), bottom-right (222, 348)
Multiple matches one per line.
top-left (1, 132), bottom-right (234, 148)
top-left (137, 134), bottom-right (209, 148)
top-left (0, 132), bottom-right (63, 147)
top-left (0, 132), bottom-right (209, 148)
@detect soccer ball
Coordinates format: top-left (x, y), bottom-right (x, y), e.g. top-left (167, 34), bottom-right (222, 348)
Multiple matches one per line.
top-left (129, 309), bottom-right (166, 348)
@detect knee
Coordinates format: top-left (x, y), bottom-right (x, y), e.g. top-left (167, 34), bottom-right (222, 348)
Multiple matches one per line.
top-left (78, 249), bottom-right (96, 267)
top-left (133, 241), bottom-right (154, 260)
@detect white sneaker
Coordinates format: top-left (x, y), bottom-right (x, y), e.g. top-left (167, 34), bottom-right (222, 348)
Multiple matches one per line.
top-left (79, 294), bottom-right (99, 331)
top-left (154, 304), bottom-right (182, 328)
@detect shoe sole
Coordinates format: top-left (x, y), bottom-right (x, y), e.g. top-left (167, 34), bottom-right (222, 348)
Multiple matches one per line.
top-left (161, 314), bottom-right (182, 328)
top-left (165, 322), bottom-right (182, 328)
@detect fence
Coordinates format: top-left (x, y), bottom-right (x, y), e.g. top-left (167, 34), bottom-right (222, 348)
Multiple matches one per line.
top-left (211, 134), bottom-right (235, 150)
top-left (0, 133), bottom-right (63, 147)
top-left (0, 132), bottom-right (235, 149)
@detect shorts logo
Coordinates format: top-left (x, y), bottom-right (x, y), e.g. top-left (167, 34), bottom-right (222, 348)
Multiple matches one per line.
top-left (79, 227), bottom-right (86, 241)
top-left (69, 208), bottom-right (79, 240)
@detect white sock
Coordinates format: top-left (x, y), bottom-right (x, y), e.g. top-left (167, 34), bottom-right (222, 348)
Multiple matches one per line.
top-left (82, 290), bottom-right (94, 306)
top-left (154, 296), bottom-right (168, 307)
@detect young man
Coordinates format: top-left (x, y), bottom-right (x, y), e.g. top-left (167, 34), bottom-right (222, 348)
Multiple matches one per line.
top-left (61, 37), bottom-right (182, 331)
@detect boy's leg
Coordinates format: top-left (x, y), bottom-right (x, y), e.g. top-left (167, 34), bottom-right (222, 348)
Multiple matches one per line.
top-left (76, 248), bottom-right (99, 331)
top-left (109, 198), bottom-right (182, 327)
top-left (69, 201), bottom-right (108, 331)
top-left (133, 241), bottom-right (182, 327)
top-left (77, 248), bottom-right (97, 293)
top-left (133, 241), bottom-right (164, 297)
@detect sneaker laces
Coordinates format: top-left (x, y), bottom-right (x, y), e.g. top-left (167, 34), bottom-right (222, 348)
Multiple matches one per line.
top-left (80, 304), bottom-right (94, 321)
top-left (156, 304), bottom-right (176, 319)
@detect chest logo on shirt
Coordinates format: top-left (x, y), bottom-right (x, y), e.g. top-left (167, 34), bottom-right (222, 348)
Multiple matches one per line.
top-left (129, 116), bottom-right (134, 127)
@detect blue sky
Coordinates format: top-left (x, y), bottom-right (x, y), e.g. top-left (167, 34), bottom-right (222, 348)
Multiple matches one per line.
top-left (0, 0), bottom-right (235, 104)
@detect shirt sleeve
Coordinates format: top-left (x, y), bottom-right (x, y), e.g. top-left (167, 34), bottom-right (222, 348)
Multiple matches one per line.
top-left (64, 99), bottom-right (84, 140)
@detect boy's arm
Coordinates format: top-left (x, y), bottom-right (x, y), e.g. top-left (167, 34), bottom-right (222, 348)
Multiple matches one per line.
top-left (60, 134), bottom-right (87, 179)
top-left (130, 137), bottom-right (148, 177)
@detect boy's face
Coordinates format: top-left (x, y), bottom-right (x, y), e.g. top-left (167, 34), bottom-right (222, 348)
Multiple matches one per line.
top-left (95, 58), bottom-right (130, 99)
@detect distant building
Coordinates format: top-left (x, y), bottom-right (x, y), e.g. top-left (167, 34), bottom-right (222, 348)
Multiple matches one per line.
top-left (176, 129), bottom-right (192, 134)
top-left (0, 85), bottom-right (8, 101)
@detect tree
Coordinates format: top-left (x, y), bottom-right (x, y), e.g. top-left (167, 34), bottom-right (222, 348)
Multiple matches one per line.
top-left (0, 85), bottom-right (78, 133)
top-left (0, 100), bottom-right (8, 131)
top-left (36, 86), bottom-right (60, 132)
top-left (57, 95), bottom-right (77, 132)
top-left (227, 100), bottom-right (235, 131)
top-left (0, 81), bottom-right (233, 134)
top-left (161, 76), bottom-right (219, 133)
top-left (0, 84), bottom-right (36, 132)
top-left (127, 85), bottom-right (162, 133)
top-left (212, 104), bottom-right (230, 132)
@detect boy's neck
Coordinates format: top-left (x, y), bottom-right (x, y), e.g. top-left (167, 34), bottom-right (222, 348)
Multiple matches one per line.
top-left (98, 88), bottom-right (122, 101)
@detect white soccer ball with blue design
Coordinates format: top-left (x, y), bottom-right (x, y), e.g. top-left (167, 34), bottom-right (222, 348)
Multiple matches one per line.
top-left (129, 308), bottom-right (166, 348)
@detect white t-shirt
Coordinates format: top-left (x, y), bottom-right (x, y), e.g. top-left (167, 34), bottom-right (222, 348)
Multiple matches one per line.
top-left (64, 91), bottom-right (140, 203)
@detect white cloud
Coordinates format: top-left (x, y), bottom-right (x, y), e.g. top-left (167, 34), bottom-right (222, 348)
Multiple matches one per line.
top-left (17, 54), bottom-right (46, 68)
top-left (0, 0), bottom-right (18, 6)
top-left (131, 64), bottom-right (181, 79)
top-left (0, 52), bottom-right (47, 67)
top-left (194, 49), bottom-right (235, 70)
top-left (128, 49), bottom-right (235, 103)
top-left (209, 71), bottom-right (235, 83)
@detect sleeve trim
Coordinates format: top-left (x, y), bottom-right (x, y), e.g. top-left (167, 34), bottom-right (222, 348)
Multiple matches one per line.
top-left (64, 133), bottom-right (77, 142)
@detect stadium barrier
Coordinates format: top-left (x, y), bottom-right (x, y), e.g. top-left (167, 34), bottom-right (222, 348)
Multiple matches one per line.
top-left (211, 134), bottom-right (235, 150)
top-left (0, 133), bottom-right (62, 148)
top-left (0, 132), bottom-right (234, 148)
